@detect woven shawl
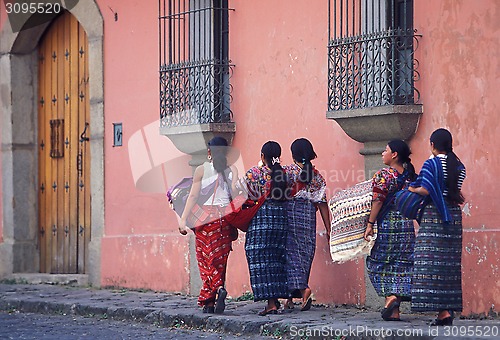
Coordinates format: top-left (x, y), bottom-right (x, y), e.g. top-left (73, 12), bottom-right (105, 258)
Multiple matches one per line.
top-left (329, 180), bottom-right (376, 263)
top-left (411, 157), bottom-right (452, 223)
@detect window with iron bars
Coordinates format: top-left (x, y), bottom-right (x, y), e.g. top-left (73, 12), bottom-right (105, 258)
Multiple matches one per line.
top-left (159, 0), bottom-right (233, 127)
top-left (327, 0), bottom-right (421, 112)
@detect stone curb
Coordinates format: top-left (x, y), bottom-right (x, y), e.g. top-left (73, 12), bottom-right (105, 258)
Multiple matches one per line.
top-left (0, 297), bottom-right (437, 339)
top-left (2, 284), bottom-right (500, 339)
top-left (0, 297), bottom-right (273, 337)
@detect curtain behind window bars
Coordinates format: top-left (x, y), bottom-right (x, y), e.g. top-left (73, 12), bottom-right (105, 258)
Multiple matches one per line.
top-left (159, 0), bottom-right (233, 127)
top-left (327, 0), bottom-right (421, 111)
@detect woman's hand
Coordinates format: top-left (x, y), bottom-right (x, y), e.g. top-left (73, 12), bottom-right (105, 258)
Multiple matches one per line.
top-left (366, 201), bottom-right (382, 241)
top-left (364, 224), bottom-right (374, 241)
top-left (317, 202), bottom-right (331, 241)
top-left (408, 186), bottom-right (429, 196)
top-left (178, 165), bottom-right (204, 236)
top-left (178, 219), bottom-right (190, 235)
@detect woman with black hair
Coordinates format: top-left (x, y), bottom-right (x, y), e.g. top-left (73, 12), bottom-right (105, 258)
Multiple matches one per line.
top-left (283, 138), bottom-right (330, 312)
top-left (178, 136), bottom-right (239, 314)
top-left (244, 141), bottom-right (289, 316)
top-left (409, 128), bottom-right (466, 326)
top-left (363, 139), bottom-right (417, 321)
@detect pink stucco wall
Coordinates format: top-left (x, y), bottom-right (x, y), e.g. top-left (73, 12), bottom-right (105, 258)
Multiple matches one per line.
top-left (0, 103), bottom-right (2, 244)
top-left (96, 0), bottom-right (500, 315)
top-left (413, 0), bottom-right (500, 316)
top-left (96, 0), bottom-right (190, 292)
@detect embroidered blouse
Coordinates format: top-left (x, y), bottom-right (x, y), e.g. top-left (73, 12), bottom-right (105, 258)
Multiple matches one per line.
top-left (371, 167), bottom-right (409, 203)
top-left (244, 165), bottom-right (272, 199)
top-left (284, 163), bottom-right (327, 203)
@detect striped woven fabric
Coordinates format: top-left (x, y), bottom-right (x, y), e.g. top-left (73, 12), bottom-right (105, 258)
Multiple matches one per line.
top-left (411, 204), bottom-right (463, 312)
top-left (195, 219), bottom-right (233, 306)
top-left (245, 201), bottom-right (289, 301)
top-left (286, 198), bottom-right (316, 293)
top-left (329, 180), bottom-right (377, 263)
top-left (394, 189), bottom-right (427, 222)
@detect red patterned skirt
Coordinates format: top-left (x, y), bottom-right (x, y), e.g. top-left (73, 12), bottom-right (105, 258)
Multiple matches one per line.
top-left (194, 214), bottom-right (233, 306)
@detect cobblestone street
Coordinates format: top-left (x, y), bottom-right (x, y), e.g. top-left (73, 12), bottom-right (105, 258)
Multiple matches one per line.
top-left (0, 310), bottom-right (264, 340)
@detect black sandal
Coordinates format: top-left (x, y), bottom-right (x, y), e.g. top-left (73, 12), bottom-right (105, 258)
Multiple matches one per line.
top-left (202, 305), bottom-right (215, 313)
top-left (284, 299), bottom-right (295, 311)
top-left (274, 299), bottom-right (281, 310)
top-left (430, 310), bottom-right (454, 326)
top-left (258, 308), bottom-right (278, 316)
top-left (214, 287), bottom-right (227, 314)
top-left (301, 297), bottom-right (313, 311)
top-left (301, 288), bottom-right (313, 311)
top-left (381, 300), bottom-right (400, 321)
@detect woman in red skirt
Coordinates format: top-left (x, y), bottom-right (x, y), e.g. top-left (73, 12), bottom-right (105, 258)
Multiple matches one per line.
top-left (178, 137), bottom-right (239, 314)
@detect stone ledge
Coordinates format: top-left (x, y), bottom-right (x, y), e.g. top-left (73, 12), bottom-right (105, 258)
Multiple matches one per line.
top-left (160, 122), bottom-right (237, 167)
top-left (160, 122), bottom-right (236, 136)
top-left (326, 104), bottom-right (423, 143)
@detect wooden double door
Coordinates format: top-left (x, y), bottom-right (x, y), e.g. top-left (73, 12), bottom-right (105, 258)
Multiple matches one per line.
top-left (38, 11), bottom-right (91, 274)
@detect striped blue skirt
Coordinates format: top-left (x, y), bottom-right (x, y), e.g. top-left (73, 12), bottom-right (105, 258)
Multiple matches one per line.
top-left (245, 200), bottom-right (288, 301)
top-left (286, 198), bottom-right (316, 296)
top-left (366, 209), bottom-right (415, 299)
top-left (411, 204), bottom-right (463, 312)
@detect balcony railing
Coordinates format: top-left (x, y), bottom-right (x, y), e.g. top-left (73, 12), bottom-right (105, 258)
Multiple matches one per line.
top-left (159, 58), bottom-right (233, 127)
top-left (328, 27), bottom-right (421, 112)
top-left (159, 0), bottom-right (233, 128)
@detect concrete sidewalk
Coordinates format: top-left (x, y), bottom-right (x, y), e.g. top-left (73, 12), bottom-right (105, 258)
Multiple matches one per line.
top-left (0, 283), bottom-right (499, 339)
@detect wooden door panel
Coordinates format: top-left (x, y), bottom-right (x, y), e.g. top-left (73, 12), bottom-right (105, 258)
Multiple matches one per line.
top-left (62, 12), bottom-right (71, 273)
top-left (78, 26), bottom-right (90, 274)
top-left (49, 20), bottom-right (58, 272)
top-left (38, 12), bottom-right (90, 274)
top-left (68, 13), bottom-right (79, 274)
top-left (56, 14), bottom-right (65, 273)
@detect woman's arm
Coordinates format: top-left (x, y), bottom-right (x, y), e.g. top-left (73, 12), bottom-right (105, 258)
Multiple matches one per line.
top-left (316, 202), bottom-right (331, 240)
top-left (408, 186), bottom-right (429, 196)
top-left (178, 165), bottom-right (204, 235)
top-left (364, 200), bottom-right (383, 241)
top-left (229, 165), bottom-right (240, 197)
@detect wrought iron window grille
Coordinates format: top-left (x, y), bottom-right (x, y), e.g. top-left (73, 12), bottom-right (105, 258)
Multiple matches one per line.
top-left (327, 0), bottom-right (421, 112)
top-left (159, 0), bottom-right (234, 127)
